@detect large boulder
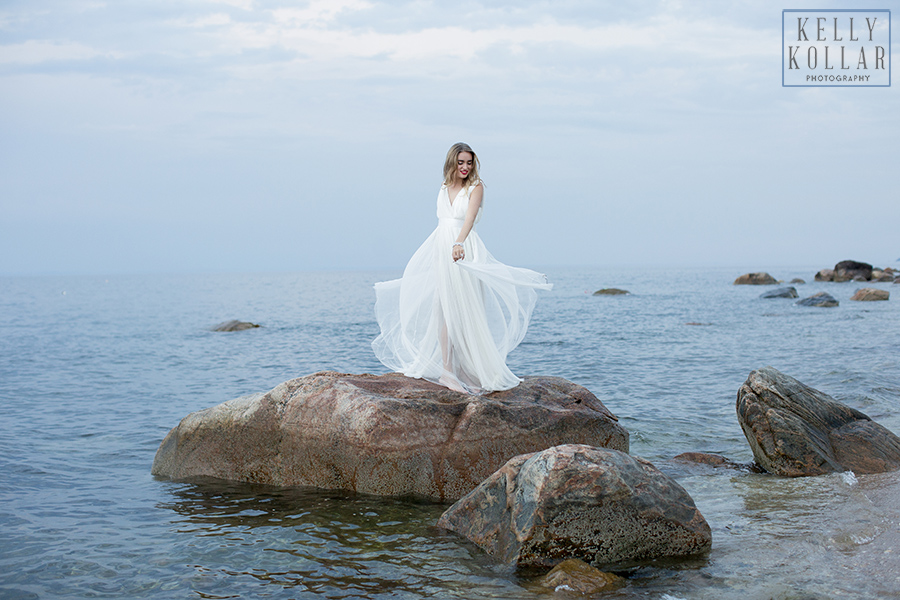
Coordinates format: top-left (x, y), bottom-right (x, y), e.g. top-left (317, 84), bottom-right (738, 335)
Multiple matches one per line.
top-left (796, 292), bottom-right (838, 307)
top-left (436, 445), bottom-right (711, 568)
top-left (833, 260), bottom-right (873, 282)
top-left (760, 286), bottom-right (798, 299)
top-left (736, 367), bottom-right (900, 476)
top-left (734, 272), bottom-right (777, 285)
top-left (151, 372), bottom-right (629, 502)
top-left (850, 288), bottom-right (889, 301)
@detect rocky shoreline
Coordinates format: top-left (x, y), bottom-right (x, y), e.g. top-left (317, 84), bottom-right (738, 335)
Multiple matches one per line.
top-left (152, 364), bottom-right (900, 574)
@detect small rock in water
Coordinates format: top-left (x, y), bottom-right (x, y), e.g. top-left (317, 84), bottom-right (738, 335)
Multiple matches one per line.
top-left (796, 292), bottom-right (838, 307)
top-left (736, 367), bottom-right (900, 476)
top-left (213, 320), bottom-right (261, 332)
top-left (437, 444), bottom-right (711, 568)
top-left (790, 278), bottom-right (806, 284)
top-left (733, 272), bottom-right (777, 285)
top-left (760, 287), bottom-right (798, 299)
top-left (850, 288), bottom-right (889, 302)
top-left (814, 269), bottom-right (834, 282)
top-left (537, 559), bottom-right (625, 594)
top-left (593, 288), bottom-right (630, 295)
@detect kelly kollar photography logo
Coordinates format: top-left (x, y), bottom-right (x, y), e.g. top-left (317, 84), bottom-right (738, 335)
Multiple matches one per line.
top-left (783, 9), bottom-right (891, 86)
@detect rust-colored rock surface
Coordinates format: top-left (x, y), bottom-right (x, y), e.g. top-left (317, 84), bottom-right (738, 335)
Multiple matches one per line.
top-left (733, 272), bottom-right (777, 285)
top-left (436, 445), bottom-right (711, 568)
top-left (151, 372), bottom-right (629, 501)
top-left (737, 367), bottom-right (900, 476)
top-left (536, 559), bottom-right (625, 594)
top-left (850, 288), bottom-right (889, 301)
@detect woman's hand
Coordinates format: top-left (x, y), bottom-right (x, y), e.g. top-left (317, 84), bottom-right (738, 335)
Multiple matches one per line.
top-left (452, 243), bottom-right (465, 262)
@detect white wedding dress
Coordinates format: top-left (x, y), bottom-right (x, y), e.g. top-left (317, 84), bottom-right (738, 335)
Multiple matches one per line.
top-left (372, 180), bottom-right (552, 394)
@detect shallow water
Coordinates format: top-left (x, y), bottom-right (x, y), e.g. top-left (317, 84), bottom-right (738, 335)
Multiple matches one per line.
top-left (1, 267), bottom-right (898, 599)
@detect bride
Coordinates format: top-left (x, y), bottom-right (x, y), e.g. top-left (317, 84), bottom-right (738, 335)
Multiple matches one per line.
top-left (372, 142), bottom-right (552, 395)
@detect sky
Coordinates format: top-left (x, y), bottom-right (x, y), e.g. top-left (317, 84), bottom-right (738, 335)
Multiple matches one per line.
top-left (1, 0), bottom-right (897, 275)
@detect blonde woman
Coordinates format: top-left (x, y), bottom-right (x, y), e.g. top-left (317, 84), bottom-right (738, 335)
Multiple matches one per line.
top-left (373, 143), bottom-right (551, 394)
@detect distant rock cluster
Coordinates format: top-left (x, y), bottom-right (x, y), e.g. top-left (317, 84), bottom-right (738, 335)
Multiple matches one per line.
top-left (734, 259), bottom-right (892, 306)
top-left (815, 260), bottom-right (897, 283)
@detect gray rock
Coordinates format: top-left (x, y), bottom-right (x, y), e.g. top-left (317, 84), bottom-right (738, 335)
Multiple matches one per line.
top-left (593, 288), bottom-right (629, 295)
top-left (833, 260), bottom-right (873, 282)
top-left (152, 372), bottom-right (629, 502)
top-left (790, 278), bottom-right (806, 284)
top-left (814, 269), bottom-right (834, 282)
top-left (760, 286), bottom-right (798, 299)
top-left (436, 444), bottom-right (711, 568)
top-left (796, 292), bottom-right (838, 307)
top-left (734, 272), bottom-right (777, 285)
top-left (850, 288), bottom-right (889, 301)
top-left (736, 367), bottom-right (900, 476)
top-left (212, 320), bottom-right (260, 331)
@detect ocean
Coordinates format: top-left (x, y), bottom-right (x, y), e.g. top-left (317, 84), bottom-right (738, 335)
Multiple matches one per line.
top-left (1, 266), bottom-right (898, 599)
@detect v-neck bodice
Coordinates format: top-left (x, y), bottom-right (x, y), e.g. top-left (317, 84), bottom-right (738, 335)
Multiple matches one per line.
top-left (437, 181), bottom-right (482, 223)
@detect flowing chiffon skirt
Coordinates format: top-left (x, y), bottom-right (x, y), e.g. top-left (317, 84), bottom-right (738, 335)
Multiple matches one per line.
top-left (373, 217), bottom-right (552, 394)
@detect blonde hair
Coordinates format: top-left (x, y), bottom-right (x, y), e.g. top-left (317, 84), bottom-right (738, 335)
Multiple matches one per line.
top-left (442, 142), bottom-right (482, 187)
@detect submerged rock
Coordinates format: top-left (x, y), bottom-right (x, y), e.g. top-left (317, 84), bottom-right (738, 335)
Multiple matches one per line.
top-left (851, 288), bottom-right (889, 301)
top-left (833, 260), bottom-right (873, 282)
top-left (796, 292), bottom-right (838, 307)
top-left (593, 288), bottom-right (630, 295)
top-left (734, 272), bottom-right (777, 285)
top-left (436, 444), bottom-right (711, 568)
top-left (672, 452), bottom-right (762, 471)
top-left (790, 278), bottom-right (806, 284)
top-left (152, 372), bottom-right (628, 502)
top-left (536, 559), bottom-right (625, 594)
top-left (736, 367), bottom-right (900, 476)
top-left (760, 287), bottom-right (798, 299)
top-left (212, 320), bottom-right (260, 331)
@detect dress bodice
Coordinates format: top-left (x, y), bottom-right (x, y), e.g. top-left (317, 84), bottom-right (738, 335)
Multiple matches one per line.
top-left (437, 181), bottom-right (482, 224)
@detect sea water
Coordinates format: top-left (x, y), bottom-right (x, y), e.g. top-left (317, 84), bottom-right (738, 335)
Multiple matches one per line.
top-left (1, 267), bottom-right (899, 599)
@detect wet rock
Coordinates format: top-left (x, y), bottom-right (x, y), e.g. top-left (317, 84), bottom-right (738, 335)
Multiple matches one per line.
top-left (790, 278), bottom-right (806, 284)
top-left (814, 269), bottom-right (834, 282)
top-left (212, 320), bottom-right (260, 332)
top-left (536, 559), bottom-right (625, 594)
top-left (873, 272), bottom-right (895, 282)
top-left (796, 292), bottom-right (838, 307)
top-left (833, 260), bottom-right (873, 282)
top-left (734, 272), bottom-right (777, 285)
top-left (850, 288), bottom-right (889, 301)
top-left (673, 452), bottom-right (765, 473)
top-left (436, 444), bottom-right (711, 568)
top-left (736, 367), bottom-right (900, 476)
top-left (593, 288), bottom-right (630, 295)
top-left (152, 372), bottom-right (629, 502)
top-left (760, 287), bottom-right (798, 299)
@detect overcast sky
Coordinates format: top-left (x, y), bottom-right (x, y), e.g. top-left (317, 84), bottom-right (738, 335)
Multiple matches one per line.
top-left (1, 0), bottom-right (897, 275)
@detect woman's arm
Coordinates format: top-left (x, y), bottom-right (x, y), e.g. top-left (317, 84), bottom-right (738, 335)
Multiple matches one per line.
top-left (452, 183), bottom-right (483, 262)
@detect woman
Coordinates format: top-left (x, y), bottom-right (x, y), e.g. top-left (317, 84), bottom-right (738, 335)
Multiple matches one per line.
top-left (372, 143), bottom-right (552, 394)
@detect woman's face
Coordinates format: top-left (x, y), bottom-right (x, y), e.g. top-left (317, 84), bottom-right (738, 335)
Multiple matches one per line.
top-left (456, 152), bottom-right (474, 181)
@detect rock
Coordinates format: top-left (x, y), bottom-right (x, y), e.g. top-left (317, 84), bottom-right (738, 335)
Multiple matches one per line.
top-left (736, 367), bottom-right (900, 476)
top-left (760, 287), bottom-right (798, 299)
top-left (873, 273), bottom-right (895, 282)
top-left (733, 272), bottom-right (777, 285)
top-left (536, 559), bottom-right (625, 594)
top-left (673, 452), bottom-right (754, 471)
top-left (151, 372), bottom-right (629, 502)
top-left (796, 292), bottom-right (838, 307)
top-left (593, 288), bottom-right (629, 295)
top-left (790, 278), bottom-right (806, 284)
top-left (212, 320), bottom-right (260, 331)
top-left (833, 260), bottom-right (873, 282)
top-left (850, 288), bottom-right (889, 301)
top-left (814, 269), bottom-right (834, 282)
top-left (436, 444), bottom-right (711, 568)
